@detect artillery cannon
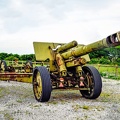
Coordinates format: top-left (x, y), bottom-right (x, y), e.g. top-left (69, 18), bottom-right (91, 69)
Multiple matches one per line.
top-left (0, 31), bottom-right (120, 102)
top-left (33, 31), bottom-right (120, 102)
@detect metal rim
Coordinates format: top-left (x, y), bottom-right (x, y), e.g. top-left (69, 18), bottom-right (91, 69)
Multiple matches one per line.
top-left (80, 66), bottom-right (102, 99)
top-left (80, 68), bottom-right (95, 97)
top-left (33, 71), bottom-right (42, 100)
top-left (83, 72), bottom-right (94, 96)
top-left (33, 66), bottom-right (52, 102)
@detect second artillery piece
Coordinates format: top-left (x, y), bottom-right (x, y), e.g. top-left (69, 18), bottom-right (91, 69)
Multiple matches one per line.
top-left (33, 31), bottom-right (120, 102)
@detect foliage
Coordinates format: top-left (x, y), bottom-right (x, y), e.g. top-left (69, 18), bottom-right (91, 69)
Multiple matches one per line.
top-left (0, 53), bottom-right (8, 60)
top-left (89, 46), bottom-right (120, 65)
top-left (98, 57), bottom-right (110, 64)
top-left (0, 53), bottom-right (36, 61)
top-left (116, 58), bottom-right (120, 66)
top-left (89, 49), bottom-right (109, 59)
top-left (88, 58), bottom-right (99, 64)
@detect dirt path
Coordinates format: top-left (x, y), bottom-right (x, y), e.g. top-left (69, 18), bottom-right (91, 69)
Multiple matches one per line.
top-left (0, 78), bottom-right (120, 120)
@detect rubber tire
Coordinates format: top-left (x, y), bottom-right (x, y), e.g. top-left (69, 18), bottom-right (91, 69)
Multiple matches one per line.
top-left (32, 66), bottom-right (52, 102)
top-left (0, 60), bottom-right (7, 71)
top-left (80, 66), bottom-right (102, 99)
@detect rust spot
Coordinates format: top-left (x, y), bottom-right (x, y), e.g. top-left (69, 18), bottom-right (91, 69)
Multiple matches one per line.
top-left (56, 57), bottom-right (62, 66)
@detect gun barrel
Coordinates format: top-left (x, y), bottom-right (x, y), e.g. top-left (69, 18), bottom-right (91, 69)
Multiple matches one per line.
top-left (61, 31), bottom-right (120, 59)
top-left (57, 40), bottom-right (78, 52)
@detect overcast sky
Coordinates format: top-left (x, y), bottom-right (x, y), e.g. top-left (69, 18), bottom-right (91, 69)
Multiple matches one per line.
top-left (0, 0), bottom-right (120, 54)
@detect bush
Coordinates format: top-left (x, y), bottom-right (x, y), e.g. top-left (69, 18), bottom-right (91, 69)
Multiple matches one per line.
top-left (116, 58), bottom-right (120, 66)
top-left (98, 57), bottom-right (110, 64)
top-left (100, 72), bottom-right (107, 77)
top-left (89, 58), bottom-right (99, 64)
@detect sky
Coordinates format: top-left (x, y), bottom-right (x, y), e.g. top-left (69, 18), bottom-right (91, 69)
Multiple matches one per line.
top-left (0, 0), bottom-right (120, 54)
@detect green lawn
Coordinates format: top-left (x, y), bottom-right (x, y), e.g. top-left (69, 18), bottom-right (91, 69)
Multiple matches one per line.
top-left (90, 64), bottom-right (120, 80)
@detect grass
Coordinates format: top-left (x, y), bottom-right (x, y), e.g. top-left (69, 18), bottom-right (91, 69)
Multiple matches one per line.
top-left (4, 113), bottom-right (14, 120)
top-left (16, 99), bottom-right (23, 103)
top-left (76, 115), bottom-right (89, 120)
top-left (72, 104), bottom-right (81, 111)
top-left (25, 110), bottom-right (31, 115)
top-left (48, 101), bottom-right (58, 105)
top-left (29, 103), bottom-right (42, 109)
top-left (0, 87), bottom-right (10, 98)
top-left (91, 64), bottom-right (120, 80)
top-left (100, 93), bottom-right (110, 102)
top-left (72, 104), bottom-right (105, 115)
top-left (72, 104), bottom-right (90, 112)
top-left (100, 92), bottom-right (120, 103)
top-left (0, 87), bottom-right (4, 98)
top-left (82, 105), bottom-right (89, 110)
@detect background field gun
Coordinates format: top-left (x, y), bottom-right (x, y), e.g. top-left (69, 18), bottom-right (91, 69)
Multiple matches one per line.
top-left (0, 60), bottom-right (33, 82)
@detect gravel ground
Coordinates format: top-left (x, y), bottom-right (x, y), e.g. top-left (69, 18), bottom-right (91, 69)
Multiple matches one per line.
top-left (0, 78), bottom-right (120, 120)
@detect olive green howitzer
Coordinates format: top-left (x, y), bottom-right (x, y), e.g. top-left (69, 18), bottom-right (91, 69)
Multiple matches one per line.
top-left (33, 31), bottom-right (120, 102)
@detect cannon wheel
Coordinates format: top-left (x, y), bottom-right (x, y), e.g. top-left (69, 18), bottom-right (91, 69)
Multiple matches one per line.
top-left (0, 60), bottom-right (7, 71)
top-left (32, 66), bottom-right (52, 102)
top-left (80, 66), bottom-right (102, 99)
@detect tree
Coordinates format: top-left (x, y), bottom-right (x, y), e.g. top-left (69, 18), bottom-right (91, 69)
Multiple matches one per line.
top-left (89, 49), bottom-right (109, 59)
top-left (0, 53), bottom-right (8, 60)
top-left (89, 46), bottom-right (120, 65)
top-left (0, 53), bottom-right (35, 61)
